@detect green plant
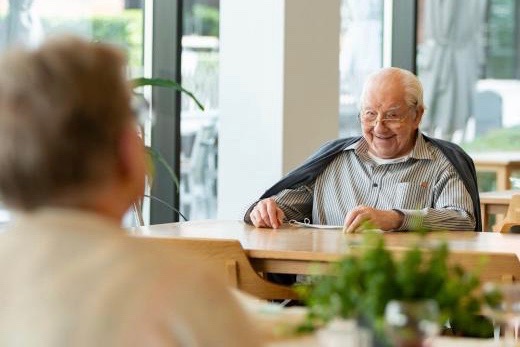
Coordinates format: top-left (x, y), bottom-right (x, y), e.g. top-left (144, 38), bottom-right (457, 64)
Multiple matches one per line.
top-left (131, 77), bottom-right (204, 186)
top-left (133, 77), bottom-right (205, 111)
top-left (296, 229), bottom-right (496, 343)
top-left (131, 77), bottom-right (204, 222)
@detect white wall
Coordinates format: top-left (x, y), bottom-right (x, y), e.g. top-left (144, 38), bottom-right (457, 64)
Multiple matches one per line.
top-left (218, 0), bottom-right (340, 219)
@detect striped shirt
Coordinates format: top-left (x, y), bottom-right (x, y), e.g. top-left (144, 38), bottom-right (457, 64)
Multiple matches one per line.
top-left (274, 133), bottom-right (476, 231)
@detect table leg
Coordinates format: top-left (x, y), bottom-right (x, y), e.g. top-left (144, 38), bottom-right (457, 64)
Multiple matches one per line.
top-left (481, 204), bottom-right (492, 232)
top-left (504, 167), bottom-right (512, 190)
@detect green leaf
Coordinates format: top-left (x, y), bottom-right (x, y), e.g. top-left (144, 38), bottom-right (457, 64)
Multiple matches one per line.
top-left (296, 231), bottom-right (493, 338)
top-left (132, 77), bottom-right (205, 111)
top-left (145, 146), bottom-right (179, 189)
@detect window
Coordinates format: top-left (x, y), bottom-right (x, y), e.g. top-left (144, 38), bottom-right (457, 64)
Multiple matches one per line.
top-left (485, 0), bottom-right (517, 79)
top-left (417, 0), bottom-right (520, 191)
top-left (0, 0), bottom-right (143, 76)
top-left (0, 0), bottom-right (145, 224)
top-left (179, 0), bottom-right (219, 220)
top-left (339, 0), bottom-right (384, 138)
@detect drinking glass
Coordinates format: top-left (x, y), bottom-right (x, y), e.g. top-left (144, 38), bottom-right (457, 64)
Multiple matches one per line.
top-left (483, 282), bottom-right (520, 345)
top-left (384, 299), bottom-right (439, 347)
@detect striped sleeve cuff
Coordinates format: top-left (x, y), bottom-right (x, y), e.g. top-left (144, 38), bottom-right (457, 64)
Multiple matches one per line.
top-left (395, 209), bottom-right (427, 231)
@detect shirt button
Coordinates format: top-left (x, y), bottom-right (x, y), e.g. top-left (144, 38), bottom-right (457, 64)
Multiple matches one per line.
top-left (372, 183), bottom-right (378, 187)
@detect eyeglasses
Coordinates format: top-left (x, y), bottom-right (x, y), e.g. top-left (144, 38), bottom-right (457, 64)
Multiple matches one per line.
top-left (359, 107), bottom-right (415, 126)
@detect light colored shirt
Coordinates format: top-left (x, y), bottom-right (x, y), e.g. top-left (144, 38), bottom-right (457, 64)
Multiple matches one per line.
top-left (0, 208), bottom-right (262, 347)
top-left (274, 133), bottom-right (476, 231)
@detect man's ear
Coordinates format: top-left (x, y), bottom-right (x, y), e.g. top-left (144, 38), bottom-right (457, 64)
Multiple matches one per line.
top-left (413, 105), bottom-right (425, 127)
top-left (117, 123), bottom-right (146, 193)
top-left (117, 125), bottom-right (134, 177)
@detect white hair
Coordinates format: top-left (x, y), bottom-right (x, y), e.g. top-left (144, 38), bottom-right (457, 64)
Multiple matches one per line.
top-left (359, 67), bottom-right (425, 112)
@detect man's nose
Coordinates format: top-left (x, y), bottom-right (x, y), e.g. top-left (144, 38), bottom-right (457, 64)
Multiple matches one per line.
top-left (372, 116), bottom-right (389, 129)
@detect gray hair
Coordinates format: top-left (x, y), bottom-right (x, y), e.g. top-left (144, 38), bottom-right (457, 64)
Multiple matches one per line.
top-left (0, 35), bottom-right (132, 210)
top-left (359, 67), bottom-right (425, 111)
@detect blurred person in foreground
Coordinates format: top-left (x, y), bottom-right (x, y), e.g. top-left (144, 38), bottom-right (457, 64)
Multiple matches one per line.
top-left (245, 67), bottom-right (480, 233)
top-left (0, 36), bottom-right (261, 346)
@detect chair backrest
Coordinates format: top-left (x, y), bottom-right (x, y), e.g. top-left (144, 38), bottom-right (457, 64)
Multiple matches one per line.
top-left (391, 248), bottom-right (520, 283)
top-left (139, 236), bottom-right (298, 300)
top-left (500, 194), bottom-right (520, 233)
top-left (473, 90), bottom-right (502, 137)
top-left (448, 251), bottom-right (520, 283)
top-left (189, 122), bottom-right (218, 186)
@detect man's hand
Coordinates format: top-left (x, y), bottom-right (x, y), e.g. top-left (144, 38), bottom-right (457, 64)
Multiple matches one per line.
top-left (249, 198), bottom-right (285, 229)
top-left (343, 206), bottom-right (403, 233)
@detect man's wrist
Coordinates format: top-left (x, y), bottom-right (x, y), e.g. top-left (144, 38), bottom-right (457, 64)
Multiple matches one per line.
top-left (395, 209), bottom-right (427, 231)
top-left (391, 209), bottom-right (405, 230)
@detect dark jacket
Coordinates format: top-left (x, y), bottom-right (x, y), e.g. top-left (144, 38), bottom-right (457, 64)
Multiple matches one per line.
top-left (245, 134), bottom-right (481, 231)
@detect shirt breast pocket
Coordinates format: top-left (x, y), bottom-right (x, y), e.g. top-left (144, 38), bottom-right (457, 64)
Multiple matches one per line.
top-left (389, 182), bottom-right (431, 210)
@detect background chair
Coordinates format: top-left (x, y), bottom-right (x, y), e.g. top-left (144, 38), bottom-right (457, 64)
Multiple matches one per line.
top-left (473, 90), bottom-right (502, 137)
top-left (180, 121), bottom-right (218, 220)
top-left (448, 251), bottom-right (520, 283)
top-left (391, 248), bottom-right (520, 283)
top-left (140, 236), bottom-right (298, 300)
top-left (499, 194), bottom-right (520, 233)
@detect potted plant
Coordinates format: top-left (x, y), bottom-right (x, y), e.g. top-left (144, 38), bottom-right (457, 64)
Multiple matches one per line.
top-left (296, 229), bottom-right (497, 346)
top-left (130, 77), bottom-right (204, 224)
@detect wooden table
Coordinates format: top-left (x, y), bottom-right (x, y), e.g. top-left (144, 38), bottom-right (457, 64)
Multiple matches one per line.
top-left (480, 190), bottom-right (519, 231)
top-left (471, 152), bottom-right (520, 190)
top-left (139, 220), bottom-right (520, 281)
top-left (268, 335), bottom-right (498, 347)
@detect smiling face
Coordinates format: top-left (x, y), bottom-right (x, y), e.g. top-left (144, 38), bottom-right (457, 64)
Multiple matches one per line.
top-left (360, 72), bottom-right (424, 159)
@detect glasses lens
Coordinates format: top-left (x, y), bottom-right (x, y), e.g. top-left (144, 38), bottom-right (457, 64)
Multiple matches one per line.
top-left (360, 111), bottom-right (408, 125)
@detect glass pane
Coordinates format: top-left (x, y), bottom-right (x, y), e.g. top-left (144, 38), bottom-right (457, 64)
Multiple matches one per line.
top-left (416, 0), bottom-right (520, 192)
top-left (0, 0), bottom-right (144, 225)
top-left (180, 0), bottom-right (219, 220)
top-left (485, 0), bottom-right (516, 79)
top-left (339, 0), bottom-right (384, 138)
top-left (0, 0), bottom-right (143, 76)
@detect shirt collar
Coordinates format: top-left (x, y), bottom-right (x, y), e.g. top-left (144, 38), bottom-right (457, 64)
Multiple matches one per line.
top-left (343, 132), bottom-right (433, 161)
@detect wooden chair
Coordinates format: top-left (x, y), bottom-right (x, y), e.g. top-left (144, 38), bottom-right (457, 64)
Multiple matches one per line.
top-left (448, 251), bottom-right (520, 283)
top-left (499, 194), bottom-right (520, 233)
top-left (140, 236), bottom-right (298, 300)
top-left (390, 249), bottom-right (520, 283)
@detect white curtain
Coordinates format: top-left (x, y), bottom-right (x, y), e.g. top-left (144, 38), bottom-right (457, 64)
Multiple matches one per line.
top-left (0, 0), bottom-right (43, 50)
top-left (417, 0), bottom-right (487, 140)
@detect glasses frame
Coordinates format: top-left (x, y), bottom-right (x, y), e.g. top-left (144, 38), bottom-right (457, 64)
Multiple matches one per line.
top-left (358, 106), bottom-right (417, 126)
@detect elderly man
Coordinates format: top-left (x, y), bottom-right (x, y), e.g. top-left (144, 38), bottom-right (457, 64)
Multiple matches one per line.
top-left (0, 36), bottom-right (261, 346)
top-left (245, 67), bottom-right (480, 232)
